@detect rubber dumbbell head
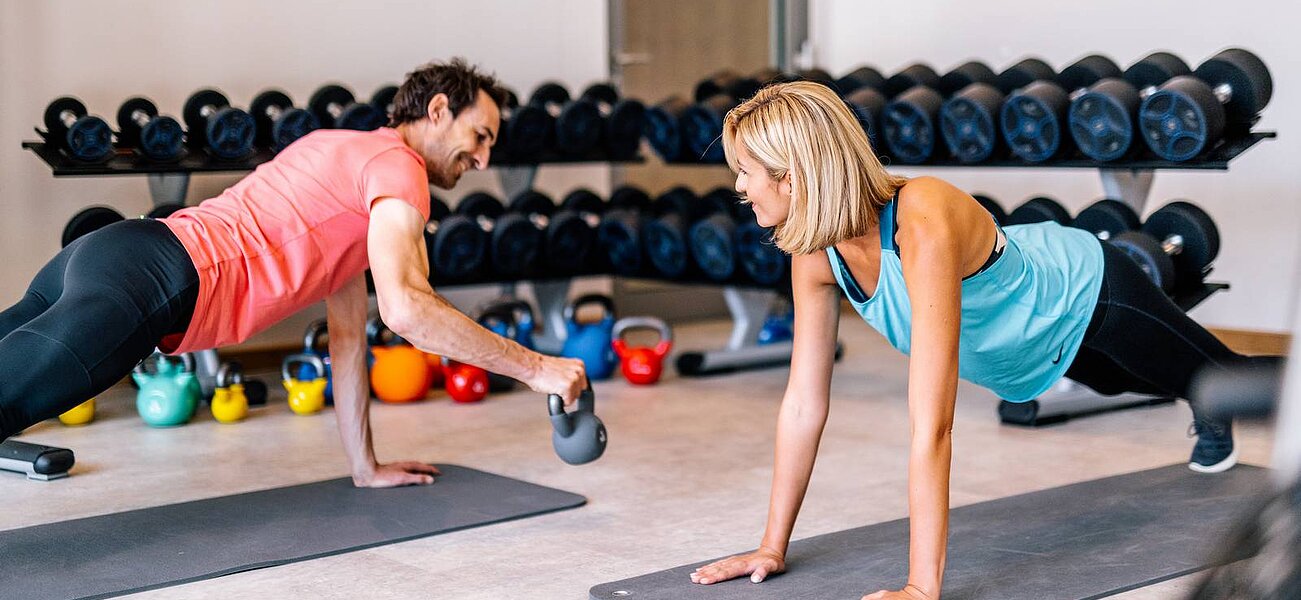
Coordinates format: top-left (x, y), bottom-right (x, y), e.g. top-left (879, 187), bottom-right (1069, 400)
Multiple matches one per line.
top-left (883, 64), bottom-right (940, 98)
top-left (43, 97), bottom-right (113, 162)
top-left (995, 58), bottom-right (1057, 94)
top-left (309, 84), bottom-right (386, 131)
top-left (643, 96), bottom-right (690, 162)
top-left (251, 89), bottom-right (320, 152)
top-left (1139, 48), bottom-right (1272, 161)
top-left (1068, 53), bottom-right (1191, 162)
top-left (940, 83), bottom-right (1006, 163)
top-left (882, 86), bottom-right (944, 164)
top-left (183, 89), bottom-right (257, 160)
top-left (936, 61), bottom-right (997, 97)
top-left (61, 206), bottom-right (125, 248)
top-left (1070, 198), bottom-right (1140, 240)
top-left (844, 87), bottom-right (887, 148)
top-left (682, 94), bottom-right (740, 163)
top-left (116, 97), bottom-right (184, 161)
top-left (836, 66), bottom-right (886, 95)
top-left (971, 194), bottom-right (1007, 225)
top-left (1004, 196), bottom-right (1070, 226)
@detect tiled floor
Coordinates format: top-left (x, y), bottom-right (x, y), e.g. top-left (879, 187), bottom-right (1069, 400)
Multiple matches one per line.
top-left (4, 317), bottom-right (1273, 599)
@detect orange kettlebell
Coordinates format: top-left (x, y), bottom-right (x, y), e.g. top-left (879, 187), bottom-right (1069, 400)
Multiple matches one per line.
top-left (443, 359), bottom-right (489, 403)
top-left (612, 316), bottom-right (673, 385)
top-left (367, 315), bottom-right (429, 403)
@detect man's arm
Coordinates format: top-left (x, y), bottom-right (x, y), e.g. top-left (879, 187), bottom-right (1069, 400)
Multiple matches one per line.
top-left (326, 272), bottom-right (439, 487)
top-left (366, 196), bottom-right (586, 403)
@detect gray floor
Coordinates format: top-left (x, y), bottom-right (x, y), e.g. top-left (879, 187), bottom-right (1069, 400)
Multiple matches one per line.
top-left (3, 316), bottom-right (1273, 600)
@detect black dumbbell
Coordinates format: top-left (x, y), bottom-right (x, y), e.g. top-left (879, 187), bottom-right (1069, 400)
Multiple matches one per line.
top-left (509, 190), bottom-right (596, 275)
top-left (43, 97), bottom-right (114, 162)
top-left (794, 68), bottom-right (837, 89)
top-left (1070, 198), bottom-right (1141, 240)
top-left (971, 193), bottom-right (1008, 225)
top-left (1109, 201), bottom-right (1219, 293)
top-left (309, 84), bottom-right (387, 131)
top-left (146, 203), bottom-right (187, 219)
top-left (183, 89), bottom-right (257, 160)
top-left (939, 82), bottom-right (1007, 163)
top-left (529, 82), bottom-right (603, 156)
top-left (836, 66), bottom-right (887, 95)
top-left (496, 88), bottom-right (550, 162)
top-left (883, 62), bottom-right (998, 164)
top-left (580, 83), bottom-right (646, 160)
top-left (115, 97), bottom-right (184, 161)
top-left (732, 203), bottom-right (789, 287)
top-left (371, 84), bottom-right (399, 121)
top-left (845, 86), bottom-right (888, 149)
top-left (882, 64), bottom-right (941, 98)
top-left (1003, 196), bottom-right (1071, 226)
top-left (1000, 55), bottom-right (1122, 162)
top-left (597, 186), bottom-right (653, 275)
top-left (644, 96), bottom-right (692, 162)
top-left (1068, 52), bottom-right (1192, 162)
top-left (643, 187), bottom-right (731, 279)
top-left (456, 192), bottom-right (540, 277)
top-left (1139, 48), bottom-right (1272, 162)
top-left (424, 195), bottom-right (487, 282)
top-left (250, 90), bottom-right (321, 152)
top-left (61, 206), bottom-right (125, 248)
top-left (682, 93), bottom-right (741, 163)
top-left (689, 187), bottom-right (746, 281)
top-left (695, 70), bottom-right (764, 103)
top-left (994, 58), bottom-right (1057, 95)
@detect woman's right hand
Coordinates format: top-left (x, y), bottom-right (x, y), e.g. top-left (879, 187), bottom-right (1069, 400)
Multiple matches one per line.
top-left (689, 546), bottom-right (786, 585)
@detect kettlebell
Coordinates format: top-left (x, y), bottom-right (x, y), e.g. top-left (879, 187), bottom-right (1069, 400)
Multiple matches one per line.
top-left (560, 294), bottom-right (618, 380)
top-left (133, 351), bottom-right (201, 427)
top-left (211, 361), bottom-right (249, 423)
top-left (758, 300), bottom-right (794, 345)
top-left (367, 315), bottom-right (431, 403)
top-left (476, 304), bottom-right (523, 392)
top-left (611, 317), bottom-right (673, 385)
top-left (302, 319), bottom-right (334, 404)
top-left (282, 353), bottom-right (328, 415)
top-left (58, 399), bottom-right (95, 426)
top-left (548, 384), bottom-right (607, 465)
top-left (488, 299), bottom-right (536, 349)
top-left (444, 358), bottom-right (490, 403)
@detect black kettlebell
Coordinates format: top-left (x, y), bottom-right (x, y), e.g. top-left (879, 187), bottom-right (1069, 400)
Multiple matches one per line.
top-left (547, 385), bottom-right (606, 465)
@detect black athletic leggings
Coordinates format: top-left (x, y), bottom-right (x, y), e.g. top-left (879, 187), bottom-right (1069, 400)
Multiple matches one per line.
top-left (1064, 240), bottom-right (1264, 405)
top-left (0, 219), bottom-right (198, 439)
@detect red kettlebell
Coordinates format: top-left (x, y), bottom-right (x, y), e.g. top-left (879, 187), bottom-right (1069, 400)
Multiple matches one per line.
top-left (443, 359), bottom-right (489, 403)
top-left (611, 316), bottom-right (673, 385)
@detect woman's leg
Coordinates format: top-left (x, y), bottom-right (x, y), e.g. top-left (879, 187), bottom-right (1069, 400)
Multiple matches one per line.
top-left (0, 220), bottom-right (198, 438)
top-left (1066, 241), bottom-right (1262, 472)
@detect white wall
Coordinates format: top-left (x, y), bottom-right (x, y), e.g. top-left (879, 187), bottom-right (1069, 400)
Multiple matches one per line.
top-left (0, 0), bottom-right (611, 350)
top-left (810, 0), bottom-right (1300, 333)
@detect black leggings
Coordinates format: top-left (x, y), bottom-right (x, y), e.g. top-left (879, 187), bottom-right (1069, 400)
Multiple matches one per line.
top-left (0, 219), bottom-right (198, 439)
top-left (1065, 240), bottom-right (1265, 405)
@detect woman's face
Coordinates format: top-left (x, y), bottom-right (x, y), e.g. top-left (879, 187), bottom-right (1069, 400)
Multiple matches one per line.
top-left (733, 144), bottom-right (791, 228)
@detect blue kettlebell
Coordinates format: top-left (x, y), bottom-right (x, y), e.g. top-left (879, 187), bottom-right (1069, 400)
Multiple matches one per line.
top-left (132, 351), bottom-right (200, 427)
top-left (758, 302), bottom-right (794, 345)
top-left (560, 294), bottom-right (618, 380)
top-left (476, 304), bottom-right (524, 392)
top-left (480, 299), bottom-right (536, 349)
top-left (301, 319), bottom-right (334, 404)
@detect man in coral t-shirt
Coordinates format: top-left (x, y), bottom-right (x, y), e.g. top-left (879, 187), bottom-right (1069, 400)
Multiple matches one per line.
top-left (0, 59), bottom-right (586, 486)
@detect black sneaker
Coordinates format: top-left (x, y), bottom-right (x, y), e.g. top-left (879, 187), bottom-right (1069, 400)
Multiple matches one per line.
top-left (1188, 417), bottom-right (1238, 473)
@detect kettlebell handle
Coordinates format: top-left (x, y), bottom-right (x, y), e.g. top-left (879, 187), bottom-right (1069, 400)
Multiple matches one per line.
top-left (612, 316), bottom-right (673, 346)
top-left (477, 305), bottom-right (519, 339)
top-left (216, 361), bottom-right (245, 387)
top-left (563, 294), bottom-right (615, 323)
top-left (282, 353), bottom-right (326, 381)
top-left (303, 319), bottom-right (329, 353)
top-left (133, 350), bottom-right (195, 376)
top-left (547, 381), bottom-right (595, 418)
top-left (365, 314), bottom-right (407, 347)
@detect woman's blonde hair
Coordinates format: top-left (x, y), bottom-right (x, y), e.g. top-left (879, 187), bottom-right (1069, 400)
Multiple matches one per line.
top-left (722, 81), bottom-right (907, 255)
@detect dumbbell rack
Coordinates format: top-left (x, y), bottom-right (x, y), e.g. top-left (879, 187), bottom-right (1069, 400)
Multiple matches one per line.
top-left (657, 128), bottom-right (1275, 420)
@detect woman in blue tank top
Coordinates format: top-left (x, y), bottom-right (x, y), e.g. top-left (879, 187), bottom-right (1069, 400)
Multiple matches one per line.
top-left (688, 81), bottom-right (1268, 599)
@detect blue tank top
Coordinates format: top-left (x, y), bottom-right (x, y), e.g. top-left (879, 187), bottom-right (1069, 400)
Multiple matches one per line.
top-left (827, 197), bottom-right (1105, 402)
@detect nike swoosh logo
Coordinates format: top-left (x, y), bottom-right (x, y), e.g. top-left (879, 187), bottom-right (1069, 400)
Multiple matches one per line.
top-left (1050, 345), bottom-right (1065, 365)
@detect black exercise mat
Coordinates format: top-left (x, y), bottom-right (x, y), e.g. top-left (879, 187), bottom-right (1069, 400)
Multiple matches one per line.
top-left (591, 464), bottom-right (1268, 600)
top-left (1, 464), bottom-right (585, 600)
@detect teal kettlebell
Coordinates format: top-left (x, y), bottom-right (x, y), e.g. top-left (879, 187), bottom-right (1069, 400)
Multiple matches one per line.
top-left (560, 294), bottom-right (617, 380)
top-left (132, 351), bottom-right (200, 427)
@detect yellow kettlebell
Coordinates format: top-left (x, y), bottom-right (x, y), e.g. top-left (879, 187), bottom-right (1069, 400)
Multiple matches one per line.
top-left (58, 399), bottom-right (96, 426)
top-left (283, 353), bottom-right (327, 415)
top-left (211, 362), bottom-right (249, 423)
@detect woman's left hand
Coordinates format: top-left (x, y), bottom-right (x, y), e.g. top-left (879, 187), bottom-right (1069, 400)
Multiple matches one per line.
top-left (863, 583), bottom-right (934, 600)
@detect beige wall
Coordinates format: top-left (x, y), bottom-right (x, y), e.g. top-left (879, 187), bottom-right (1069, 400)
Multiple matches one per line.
top-left (0, 0), bottom-right (612, 350)
top-left (809, 0), bottom-right (1300, 333)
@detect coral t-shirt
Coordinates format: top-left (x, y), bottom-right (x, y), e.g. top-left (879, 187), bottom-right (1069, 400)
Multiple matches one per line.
top-left (159, 128), bottom-right (430, 354)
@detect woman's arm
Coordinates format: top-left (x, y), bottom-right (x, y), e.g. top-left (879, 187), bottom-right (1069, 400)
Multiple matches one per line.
top-left (885, 178), bottom-right (967, 599)
top-left (692, 250), bottom-right (842, 585)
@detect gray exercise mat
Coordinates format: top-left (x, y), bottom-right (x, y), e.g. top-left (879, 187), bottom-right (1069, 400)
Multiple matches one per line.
top-left (591, 464), bottom-right (1268, 600)
top-left (1, 464), bottom-right (585, 600)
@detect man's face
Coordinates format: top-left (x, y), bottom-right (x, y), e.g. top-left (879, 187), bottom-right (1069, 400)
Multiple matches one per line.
top-left (420, 89), bottom-right (500, 189)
